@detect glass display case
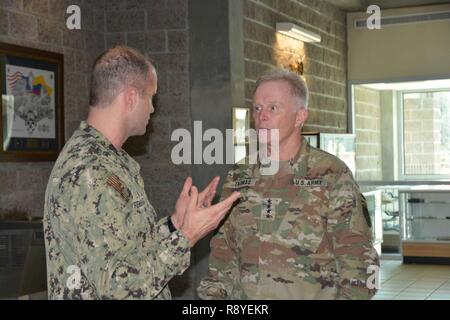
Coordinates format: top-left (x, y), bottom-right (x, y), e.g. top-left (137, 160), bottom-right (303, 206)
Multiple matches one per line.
top-left (380, 188), bottom-right (400, 254)
top-left (363, 190), bottom-right (383, 256)
top-left (399, 189), bottom-right (450, 264)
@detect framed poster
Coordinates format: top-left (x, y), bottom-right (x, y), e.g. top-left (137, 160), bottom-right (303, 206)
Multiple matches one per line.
top-left (0, 42), bottom-right (64, 161)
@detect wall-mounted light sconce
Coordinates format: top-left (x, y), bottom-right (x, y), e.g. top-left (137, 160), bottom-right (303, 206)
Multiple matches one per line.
top-left (276, 22), bottom-right (321, 43)
top-left (289, 59), bottom-right (304, 75)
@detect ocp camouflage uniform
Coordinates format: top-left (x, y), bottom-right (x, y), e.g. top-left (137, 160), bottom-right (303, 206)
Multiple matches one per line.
top-left (198, 137), bottom-right (379, 300)
top-left (44, 121), bottom-right (190, 299)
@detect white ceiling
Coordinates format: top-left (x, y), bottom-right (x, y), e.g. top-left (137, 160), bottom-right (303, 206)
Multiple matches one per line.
top-left (324, 0), bottom-right (450, 12)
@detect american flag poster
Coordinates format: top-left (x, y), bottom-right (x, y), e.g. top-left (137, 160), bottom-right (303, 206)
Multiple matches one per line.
top-left (5, 64), bottom-right (56, 140)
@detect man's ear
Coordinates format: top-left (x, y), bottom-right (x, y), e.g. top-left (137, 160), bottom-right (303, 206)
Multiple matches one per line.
top-left (123, 86), bottom-right (139, 112)
top-left (295, 108), bottom-right (308, 128)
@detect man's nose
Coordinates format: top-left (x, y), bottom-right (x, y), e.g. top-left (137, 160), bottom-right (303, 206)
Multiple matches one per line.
top-left (258, 108), bottom-right (270, 122)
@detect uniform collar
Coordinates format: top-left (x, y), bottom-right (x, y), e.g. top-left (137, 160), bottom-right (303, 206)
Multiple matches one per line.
top-left (292, 136), bottom-right (310, 177)
top-left (256, 136), bottom-right (311, 177)
top-left (78, 121), bottom-right (141, 174)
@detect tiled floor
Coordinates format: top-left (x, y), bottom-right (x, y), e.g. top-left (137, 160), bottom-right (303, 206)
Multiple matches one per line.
top-left (373, 259), bottom-right (450, 300)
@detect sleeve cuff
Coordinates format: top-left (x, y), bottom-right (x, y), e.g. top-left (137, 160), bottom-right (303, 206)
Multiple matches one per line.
top-left (167, 216), bottom-right (177, 233)
top-left (156, 216), bottom-right (172, 238)
top-left (157, 228), bottom-right (191, 277)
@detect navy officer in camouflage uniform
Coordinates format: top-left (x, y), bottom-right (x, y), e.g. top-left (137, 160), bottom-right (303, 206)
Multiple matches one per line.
top-left (43, 46), bottom-right (240, 299)
top-left (198, 68), bottom-right (379, 300)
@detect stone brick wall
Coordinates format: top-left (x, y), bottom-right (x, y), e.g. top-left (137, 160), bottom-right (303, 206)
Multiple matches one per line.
top-left (1, 0), bottom-right (192, 298)
top-left (0, 0), bottom-right (191, 221)
top-left (102, 0), bottom-right (192, 218)
top-left (1, 0), bottom-right (352, 299)
top-left (0, 0), bottom-right (104, 218)
top-left (103, 0), bottom-right (193, 299)
top-left (243, 0), bottom-right (347, 132)
top-left (354, 86), bottom-right (382, 180)
top-left (403, 93), bottom-right (444, 175)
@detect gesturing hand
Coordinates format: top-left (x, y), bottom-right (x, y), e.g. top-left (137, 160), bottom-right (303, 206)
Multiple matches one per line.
top-left (180, 186), bottom-right (240, 247)
top-left (172, 176), bottom-right (221, 229)
top-left (197, 176), bottom-right (220, 209)
top-left (172, 176), bottom-right (193, 230)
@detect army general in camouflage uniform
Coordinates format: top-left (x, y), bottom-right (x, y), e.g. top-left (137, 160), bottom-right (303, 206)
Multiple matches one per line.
top-left (198, 68), bottom-right (379, 300)
top-left (44, 46), bottom-right (240, 299)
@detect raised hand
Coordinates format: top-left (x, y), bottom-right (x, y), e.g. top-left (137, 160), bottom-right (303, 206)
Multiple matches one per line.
top-left (179, 187), bottom-right (240, 247)
top-left (197, 176), bottom-right (220, 209)
top-left (172, 176), bottom-right (193, 230)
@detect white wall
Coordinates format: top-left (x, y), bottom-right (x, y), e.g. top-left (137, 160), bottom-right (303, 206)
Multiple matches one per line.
top-left (347, 4), bottom-right (450, 83)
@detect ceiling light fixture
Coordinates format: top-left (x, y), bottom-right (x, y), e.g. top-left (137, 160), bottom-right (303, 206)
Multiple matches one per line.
top-left (276, 22), bottom-right (321, 43)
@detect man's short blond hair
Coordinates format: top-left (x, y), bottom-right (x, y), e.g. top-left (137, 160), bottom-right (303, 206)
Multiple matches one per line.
top-left (89, 46), bottom-right (154, 107)
top-left (254, 68), bottom-right (309, 110)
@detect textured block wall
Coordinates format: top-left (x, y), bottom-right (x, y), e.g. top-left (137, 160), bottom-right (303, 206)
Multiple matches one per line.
top-left (0, 0), bottom-right (104, 217)
top-left (243, 0), bottom-right (347, 133)
top-left (354, 86), bottom-right (382, 180)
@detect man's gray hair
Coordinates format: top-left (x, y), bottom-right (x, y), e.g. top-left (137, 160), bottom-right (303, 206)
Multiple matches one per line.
top-left (89, 46), bottom-right (154, 107)
top-left (254, 68), bottom-right (309, 109)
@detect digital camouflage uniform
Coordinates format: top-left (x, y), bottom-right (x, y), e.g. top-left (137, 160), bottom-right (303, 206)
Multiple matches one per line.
top-left (44, 121), bottom-right (190, 299)
top-left (198, 137), bottom-right (379, 300)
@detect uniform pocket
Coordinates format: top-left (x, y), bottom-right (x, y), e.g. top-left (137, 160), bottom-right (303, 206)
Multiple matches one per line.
top-left (278, 211), bottom-right (324, 255)
top-left (278, 186), bottom-right (327, 255)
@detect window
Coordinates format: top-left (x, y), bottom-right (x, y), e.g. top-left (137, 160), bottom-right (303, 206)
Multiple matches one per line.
top-left (401, 90), bottom-right (450, 178)
top-left (351, 79), bottom-right (450, 181)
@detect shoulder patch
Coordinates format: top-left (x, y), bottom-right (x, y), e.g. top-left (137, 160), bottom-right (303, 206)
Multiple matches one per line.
top-left (106, 174), bottom-right (131, 203)
top-left (360, 194), bottom-right (372, 228)
top-left (307, 148), bottom-right (348, 176)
